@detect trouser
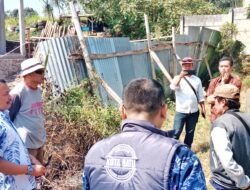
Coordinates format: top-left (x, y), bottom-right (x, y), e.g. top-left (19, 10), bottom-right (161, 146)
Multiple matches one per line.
top-left (210, 179), bottom-right (240, 190)
top-left (28, 146), bottom-right (44, 165)
top-left (173, 111), bottom-right (199, 148)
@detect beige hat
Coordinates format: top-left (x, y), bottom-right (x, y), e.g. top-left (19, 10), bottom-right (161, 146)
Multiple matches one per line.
top-left (214, 84), bottom-right (240, 99)
top-left (21, 58), bottom-right (44, 77)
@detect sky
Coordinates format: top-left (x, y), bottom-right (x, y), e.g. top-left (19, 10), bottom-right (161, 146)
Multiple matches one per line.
top-left (4, 0), bottom-right (60, 17)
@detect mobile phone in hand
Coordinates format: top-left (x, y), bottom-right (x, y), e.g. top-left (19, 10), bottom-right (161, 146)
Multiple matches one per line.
top-left (185, 70), bottom-right (196, 75)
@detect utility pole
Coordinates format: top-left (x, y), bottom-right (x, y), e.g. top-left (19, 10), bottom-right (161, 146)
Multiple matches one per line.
top-left (19, 0), bottom-right (26, 56)
top-left (0, 0), bottom-right (6, 54)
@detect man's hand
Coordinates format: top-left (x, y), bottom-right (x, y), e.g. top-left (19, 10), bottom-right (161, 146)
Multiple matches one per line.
top-left (221, 72), bottom-right (230, 84)
top-left (31, 165), bottom-right (46, 177)
top-left (29, 154), bottom-right (41, 165)
top-left (179, 70), bottom-right (188, 78)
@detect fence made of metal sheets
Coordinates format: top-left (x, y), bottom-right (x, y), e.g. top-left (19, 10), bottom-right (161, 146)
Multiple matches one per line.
top-left (37, 36), bottom-right (87, 94)
top-left (36, 27), bottom-right (220, 104)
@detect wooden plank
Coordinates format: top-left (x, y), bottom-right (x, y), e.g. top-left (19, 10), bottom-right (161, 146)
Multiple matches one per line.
top-left (144, 13), bottom-right (156, 79)
top-left (149, 50), bottom-right (173, 83)
top-left (89, 45), bottom-right (171, 60)
top-left (205, 56), bottom-right (212, 79)
top-left (130, 36), bottom-right (172, 42)
top-left (70, 2), bottom-right (122, 105)
top-left (31, 37), bottom-right (53, 40)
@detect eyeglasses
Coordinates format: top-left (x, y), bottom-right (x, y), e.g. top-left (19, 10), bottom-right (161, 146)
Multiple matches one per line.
top-left (34, 69), bottom-right (44, 75)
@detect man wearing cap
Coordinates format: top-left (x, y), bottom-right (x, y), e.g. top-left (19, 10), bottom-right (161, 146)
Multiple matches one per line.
top-left (170, 57), bottom-right (206, 148)
top-left (210, 84), bottom-right (250, 190)
top-left (206, 56), bottom-right (242, 121)
top-left (9, 58), bottom-right (46, 164)
top-left (83, 78), bottom-right (207, 190)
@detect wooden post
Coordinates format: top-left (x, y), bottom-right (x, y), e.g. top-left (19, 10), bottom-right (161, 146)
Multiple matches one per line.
top-left (19, 0), bottom-right (26, 56)
top-left (205, 56), bottom-right (212, 79)
top-left (179, 16), bottom-right (185, 35)
top-left (70, 1), bottom-right (122, 105)
top-left (144, 13), bottom-right (156, 79)
top-left (26, 28), bottom-right (31, 58)
top-left (0, 0), bottom-right (6, 54)
top-left (172, 27), bottom-right (181, 75)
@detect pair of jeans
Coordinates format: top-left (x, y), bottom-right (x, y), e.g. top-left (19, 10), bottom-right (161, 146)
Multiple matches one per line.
top-left (173, 111), bottom-right (199, 148)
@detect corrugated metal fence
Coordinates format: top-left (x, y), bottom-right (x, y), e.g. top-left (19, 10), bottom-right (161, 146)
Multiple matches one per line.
top-left (36, 26), bottom-right (220, 104)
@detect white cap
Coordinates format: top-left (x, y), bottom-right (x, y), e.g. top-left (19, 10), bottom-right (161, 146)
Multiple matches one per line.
top-left (21, 58), bottom-right (44, 77)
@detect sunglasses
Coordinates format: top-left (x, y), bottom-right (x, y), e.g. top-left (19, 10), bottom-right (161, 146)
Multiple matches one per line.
top-left (34, 69), bottom-right (44, 75)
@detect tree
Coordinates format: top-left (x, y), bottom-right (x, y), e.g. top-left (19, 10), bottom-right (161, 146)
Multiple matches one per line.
top-left (50, 0), bottom-right (67, 15)
top-left (6, 7), bottom-right (38, 18)
top-left (208, 0), bottom-right (243, 10)
top-left (41, 0), bottom-right (54, 20)
top-left (82, 0), bottom-right (222, 39)
top-left (24, 7), bottom-right (38, 17)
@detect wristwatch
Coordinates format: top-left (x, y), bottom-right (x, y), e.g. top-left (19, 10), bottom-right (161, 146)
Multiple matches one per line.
top-left (27, 164), bottom-right (33, 175)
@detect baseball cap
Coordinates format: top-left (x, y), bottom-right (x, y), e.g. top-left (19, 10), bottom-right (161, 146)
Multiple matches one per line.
top-left (214, 84), bottom-right (240, 99)
top-left (21, 58), bottom-right (44, 77)
top-left (182, 57), bottom-right (193, 65)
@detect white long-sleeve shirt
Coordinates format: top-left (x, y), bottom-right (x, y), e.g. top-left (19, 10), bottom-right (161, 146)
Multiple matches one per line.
top-left (211, 127), bottom-right (250, 189)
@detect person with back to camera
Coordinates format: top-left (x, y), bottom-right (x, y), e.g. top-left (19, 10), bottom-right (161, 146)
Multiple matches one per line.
top-left (170, 57), bottom-right (206, 148)
top-left (206, 56), bottom-right (242, 122)
top-left (83, 78), bottom-right (207, 190)
top-left (0, 79), bottom-right (46, 190)
top-left (210, 84), bottom-right (250, 190)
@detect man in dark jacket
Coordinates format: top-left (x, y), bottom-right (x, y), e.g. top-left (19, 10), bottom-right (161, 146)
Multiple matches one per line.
top-left (83, 78), bottom-right (206, 190)
top-left (210, 84), bottom-right (250, 190)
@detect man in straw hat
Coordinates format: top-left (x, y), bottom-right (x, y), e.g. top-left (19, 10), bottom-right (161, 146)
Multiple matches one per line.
top-left (210, 84), bottom-right (250, 190)
top-left (9, 58), bottom-right (46, 164)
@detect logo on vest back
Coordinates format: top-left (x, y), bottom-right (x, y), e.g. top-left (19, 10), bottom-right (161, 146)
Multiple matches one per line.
top-left (105, 144), bottom-right (137, 182)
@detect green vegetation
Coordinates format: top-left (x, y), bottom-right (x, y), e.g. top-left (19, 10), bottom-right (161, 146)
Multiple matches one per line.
top-left (247, 4), bottom-right (250, 19)
top-left (82, 0), bottom-right (222, 39)
top-left (217, 22), bottom-right (245, 72)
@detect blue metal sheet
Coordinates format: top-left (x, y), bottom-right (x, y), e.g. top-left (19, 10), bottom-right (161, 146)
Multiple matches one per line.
top-left (37, 37), bottom-right (87, 95)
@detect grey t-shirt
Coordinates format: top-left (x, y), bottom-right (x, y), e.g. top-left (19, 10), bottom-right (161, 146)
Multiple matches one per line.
top-left (9, 82), bottom-right (46, 149)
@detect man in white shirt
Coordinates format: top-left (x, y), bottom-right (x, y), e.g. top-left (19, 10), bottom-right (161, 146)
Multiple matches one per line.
top-left (170, 57), bottom-right (206, 148)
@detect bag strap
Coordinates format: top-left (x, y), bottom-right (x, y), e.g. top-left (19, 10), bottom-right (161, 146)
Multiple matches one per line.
top-left (183, 77), bottom-right (199, 102)
top-left (227, 110), bottom-right (250, 137)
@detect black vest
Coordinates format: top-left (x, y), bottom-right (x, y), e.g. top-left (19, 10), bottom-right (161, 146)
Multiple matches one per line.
top-left (84, 119), bottom-right (182, 190)
top-left (210, 110), bottom-right (250, 189)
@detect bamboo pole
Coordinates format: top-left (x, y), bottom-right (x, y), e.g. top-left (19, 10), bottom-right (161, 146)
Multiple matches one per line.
top-left (144, 14), bottom-right (156, 79)
top-left (172, 27), bottom-right (182, 75)
top-left (70, 1), bottom-right (122, 104)
top-left (205, 56), bottom-right (212, 79)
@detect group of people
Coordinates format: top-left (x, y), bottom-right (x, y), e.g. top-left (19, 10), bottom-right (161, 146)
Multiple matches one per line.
top-left (0, 56), bottom-right (250, 190)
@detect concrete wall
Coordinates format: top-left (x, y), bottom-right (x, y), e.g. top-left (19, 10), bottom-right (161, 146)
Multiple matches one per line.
top-left (181, 8), bottom-right (250, 54)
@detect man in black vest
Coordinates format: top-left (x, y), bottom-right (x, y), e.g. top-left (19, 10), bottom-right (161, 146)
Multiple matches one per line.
top-left (83, 78), bottom-right (206, 190)
top-left (210, 84), bottom-right (250, 190)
